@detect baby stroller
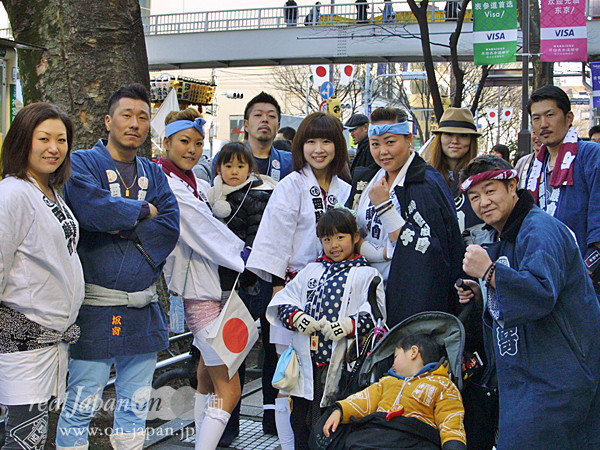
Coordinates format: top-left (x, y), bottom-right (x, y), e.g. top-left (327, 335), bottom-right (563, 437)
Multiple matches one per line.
top-left (356, 310), bottom-right (465, 391)
top-left (310, 310), bottom-right (466, 449)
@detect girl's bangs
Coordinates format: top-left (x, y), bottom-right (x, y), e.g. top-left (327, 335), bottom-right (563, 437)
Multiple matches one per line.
top-left (304, 115), bottom-right (339, 140)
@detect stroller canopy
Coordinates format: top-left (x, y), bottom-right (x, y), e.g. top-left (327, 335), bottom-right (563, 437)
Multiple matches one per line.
top-left (357, 311), bottom-right (466, 390)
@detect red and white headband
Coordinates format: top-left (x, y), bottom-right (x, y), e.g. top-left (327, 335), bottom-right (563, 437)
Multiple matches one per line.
top-left (459, 169), bottom-right (518, 193)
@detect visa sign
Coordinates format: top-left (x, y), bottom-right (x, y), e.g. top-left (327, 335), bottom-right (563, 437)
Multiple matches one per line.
top-left (555, 29), bottom-right (574, 37)
top-left (473, 0), bottom-right (517, 65)
top-left (487, 32), bottom-right (506, 40)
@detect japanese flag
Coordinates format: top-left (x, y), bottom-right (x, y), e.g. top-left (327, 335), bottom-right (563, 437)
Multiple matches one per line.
top-left (485, 108), bottom-right (499, 124)
top-left (339, 64), bottom-right (356, 86)
top-left (311, 65), bottom-right (330, 87)
top-left (206, 289), bottom-right (259, 379)
top-left (500, 107), bottom-right (514, 122)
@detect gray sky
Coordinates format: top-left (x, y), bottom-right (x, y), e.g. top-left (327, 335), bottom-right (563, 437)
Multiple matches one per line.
top-left (153, 0), bottom-right (290, 15)
top-left (0, 1), bottom-right (289, 28)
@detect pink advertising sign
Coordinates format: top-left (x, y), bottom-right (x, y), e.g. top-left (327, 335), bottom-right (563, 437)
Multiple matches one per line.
top-left (540, 0), bottom-right (587, 62)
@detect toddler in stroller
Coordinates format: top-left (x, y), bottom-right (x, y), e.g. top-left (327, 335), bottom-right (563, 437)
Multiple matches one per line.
top-left (315, 312), bottom-right (467, 449)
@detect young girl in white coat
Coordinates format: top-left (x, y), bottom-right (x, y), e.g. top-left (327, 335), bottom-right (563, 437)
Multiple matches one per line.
top-left (266, 208), bottom-right (385, 449)
top-left (247, 112), bottom-right (352, 448)
top-left (159, 108), bottom-right (245, 450)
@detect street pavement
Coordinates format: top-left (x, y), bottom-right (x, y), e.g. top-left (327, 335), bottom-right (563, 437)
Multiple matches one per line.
top-left (146, 377), bottom-right (280, 449)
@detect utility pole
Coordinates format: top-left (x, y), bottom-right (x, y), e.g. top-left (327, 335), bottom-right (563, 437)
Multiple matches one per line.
top-left (364, 63), bottom-right (371, 115)
top-left (517, 0), bottom-right (531, 158)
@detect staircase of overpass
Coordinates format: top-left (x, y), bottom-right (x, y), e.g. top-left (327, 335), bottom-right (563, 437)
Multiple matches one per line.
top-left (145, 0), bottom-right (600, 70)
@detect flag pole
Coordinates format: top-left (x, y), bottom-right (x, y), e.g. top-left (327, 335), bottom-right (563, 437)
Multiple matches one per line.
top-left (517, 0), bottom-right (531, 159)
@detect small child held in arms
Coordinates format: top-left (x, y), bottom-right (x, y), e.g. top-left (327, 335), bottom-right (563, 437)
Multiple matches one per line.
top-left (208, 142), bottom-right (277, 297)
top-left (267, 207), bottom-right (385, 449)
top-left (323, 333), bottom-right (466, 449)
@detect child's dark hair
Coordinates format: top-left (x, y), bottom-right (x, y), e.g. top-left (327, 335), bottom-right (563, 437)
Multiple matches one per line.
top-left (215, 142), bottom-right (259, 175)
top-left (317, 208), bottom-right (358, 238)
top-left (396, 333), bottom-right (442, 365)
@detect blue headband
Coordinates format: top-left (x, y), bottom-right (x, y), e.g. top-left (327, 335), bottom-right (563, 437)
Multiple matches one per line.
top-left (165, 117), bottom-right (206, 138)
top-left (368, 122), bottom-right (411, 137)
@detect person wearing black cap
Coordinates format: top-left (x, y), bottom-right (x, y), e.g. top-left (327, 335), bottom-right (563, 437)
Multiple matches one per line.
top-left (345, 113), bottom-right (377, 176)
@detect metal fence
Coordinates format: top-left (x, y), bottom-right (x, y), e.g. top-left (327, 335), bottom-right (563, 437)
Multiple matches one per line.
top-left (1, 2), bottom-right (599, 40)
top-left (143, 1), bottom-right (472, 35)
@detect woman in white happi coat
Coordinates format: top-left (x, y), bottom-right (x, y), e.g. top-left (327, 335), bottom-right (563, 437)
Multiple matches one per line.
top-left (355, 107), bottom-right (414, 282)
top-left (158, 108), bottom-right (246, 450)
top-left (247, 112), bottom-right (351, 448)
top-left (0, 103), bottom-right (84, 449)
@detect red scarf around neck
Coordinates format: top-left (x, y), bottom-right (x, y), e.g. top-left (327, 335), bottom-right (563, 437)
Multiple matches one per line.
top-left (526, 126), bottom-right (578, 203)
top-left (158, 157), bottom-right (201, 199)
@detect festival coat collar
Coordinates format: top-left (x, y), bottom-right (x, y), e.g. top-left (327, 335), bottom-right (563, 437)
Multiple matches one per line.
top-left (499, 189), bottom-right (535, 243)
top-left (93, 139), bottom-right (144, 173)
top-left (404, 152), bottom-right (428, 185)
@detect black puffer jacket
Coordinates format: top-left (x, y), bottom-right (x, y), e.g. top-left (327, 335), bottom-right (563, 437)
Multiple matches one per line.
top-left (208, 174), bottom-right (276, 247)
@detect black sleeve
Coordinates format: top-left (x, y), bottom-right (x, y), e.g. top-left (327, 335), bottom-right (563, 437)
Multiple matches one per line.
top-left (442, 440), bottom-right (467, 450)
top-left (272, 275), bottom-right (285, 287)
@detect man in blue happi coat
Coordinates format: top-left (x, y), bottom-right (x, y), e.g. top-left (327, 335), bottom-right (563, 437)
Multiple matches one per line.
top-left (457, 155), bottom-right (600, 449)
top-left (524, 85), bottom-right (600, 297)
top-left (56, 84), bottom-right (179, 450)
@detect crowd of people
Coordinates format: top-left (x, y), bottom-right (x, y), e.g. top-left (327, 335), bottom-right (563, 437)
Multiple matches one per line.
top-left (1, 83), bottom-right (600, 450)
top-left (283, 0), bottom-right (397, 26)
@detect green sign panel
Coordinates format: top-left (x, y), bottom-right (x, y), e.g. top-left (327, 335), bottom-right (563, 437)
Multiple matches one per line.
top-left (472, 0), bottom-right (518, 65)
top-left (10, 84), bottom-right (17, 124)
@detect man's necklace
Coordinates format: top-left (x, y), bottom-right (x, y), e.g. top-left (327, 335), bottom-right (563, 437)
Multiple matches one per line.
top-left (115, 169), bottom-right (137, 198)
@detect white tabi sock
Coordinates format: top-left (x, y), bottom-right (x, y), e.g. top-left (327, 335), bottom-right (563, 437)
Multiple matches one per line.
top-left (194, 393), bottom-right (211, 426)
top-left (196, 407), bottom-right (230, 450)
top-left (275, 397), bottom-right (295, 450)
top-left (194, 393), bottom-right (211, 445)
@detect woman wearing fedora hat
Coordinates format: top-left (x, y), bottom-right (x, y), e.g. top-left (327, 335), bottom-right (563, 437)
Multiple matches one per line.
top-left (423, 107), bottom-right (483, 234)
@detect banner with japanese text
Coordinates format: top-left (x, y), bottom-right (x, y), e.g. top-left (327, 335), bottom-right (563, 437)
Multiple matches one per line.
top-left (591, 62), bottom-right (600, 108)
top-left (540, 0), bottom-right (587, 62)
top-left (472, 0), bottom-right (518, 65)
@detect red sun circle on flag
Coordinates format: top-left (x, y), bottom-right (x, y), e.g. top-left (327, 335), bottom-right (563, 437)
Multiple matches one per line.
top-left (489, 111), bottom-right (497, 118)
top-left (316, 66), bottom-right (327, 77)
top-left (223, 318), bottom-right (249, 354)
top-left (344, 65), bottom-right (353, 76)
top-left (504, 110), bottom-right (511, 117)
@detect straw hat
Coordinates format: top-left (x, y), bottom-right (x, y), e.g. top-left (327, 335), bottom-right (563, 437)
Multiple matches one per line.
top-left (433, 107), bottom-right (481, 136)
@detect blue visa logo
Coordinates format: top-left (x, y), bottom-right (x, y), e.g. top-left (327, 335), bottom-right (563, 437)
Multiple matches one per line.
top-left (555, 29), bottom-right (575, 37)
top-left (486, 32), bottom-right (506, 40)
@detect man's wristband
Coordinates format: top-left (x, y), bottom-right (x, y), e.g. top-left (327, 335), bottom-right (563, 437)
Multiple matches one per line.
top-left (374, 199), bottom-right (392, 213)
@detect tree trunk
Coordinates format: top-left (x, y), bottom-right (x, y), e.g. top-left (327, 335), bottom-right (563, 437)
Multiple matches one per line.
top-left (407, 0), bottom-right (445, 122)
top-left (470, 65), bottom-right (491, 114)
top-left (2, 0), bottom-right (150, 155)
top-left (449, 0), bottom-right (472, 106)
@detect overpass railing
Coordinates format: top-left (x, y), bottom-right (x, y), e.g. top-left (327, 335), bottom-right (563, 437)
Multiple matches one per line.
top-left (2, 1), bottom-right (600, 40)
top-left (143, 1), bottom-right (472, 35)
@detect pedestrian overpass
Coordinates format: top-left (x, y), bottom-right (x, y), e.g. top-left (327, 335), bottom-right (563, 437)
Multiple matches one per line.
top-left (145, 0), bottom-right (600, 70)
